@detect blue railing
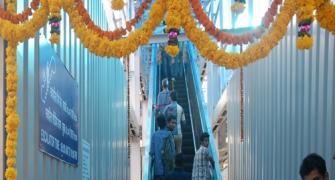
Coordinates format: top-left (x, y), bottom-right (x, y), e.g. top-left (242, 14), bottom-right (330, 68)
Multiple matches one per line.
top-left (186, 41), bottom-right (223, 180)
top-left (142, 44), bottom-right (158, 180)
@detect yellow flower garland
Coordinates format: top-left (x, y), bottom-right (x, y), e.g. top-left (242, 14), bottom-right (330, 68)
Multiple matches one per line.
top-left (180, 0), bottom-right (296, 68)
top-left (0, 0), bottom-right (49, 42)
top-left (63, 0), bottom-right (166, 57)
top-left (4, 42), bottom-right (19, 180)
top-left (166, 0), bottom-right (181, 31)
top-left (165, 45), bottom-right (179, 57)
top-left (112, 0), bottom-right (125, 10)
top-left (165, 0), bottom-right (181, 57)
top-left (5, 0), bottom-right (16, 14)
top-left (315, 0), bottom-right (335, 35)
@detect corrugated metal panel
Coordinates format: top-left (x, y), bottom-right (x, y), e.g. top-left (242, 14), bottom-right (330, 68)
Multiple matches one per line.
top-left (227, 18), bottom-right (335, 179)
top-left (11, 0), bottom-right (129, 179)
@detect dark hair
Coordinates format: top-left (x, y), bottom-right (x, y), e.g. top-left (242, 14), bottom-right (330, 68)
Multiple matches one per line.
top-left (162, 79), bottom-right (168, 89)
top-left (175, 153), bottom-right (184, 167)
top-left (200, 132), bottom-right (210, 142)
top-left (166, 115), bottom-right (176, 122)
top-left (170, 91), bottom-right (177, 101)
top-left (156, 114), bottom-right (166, 129)
top-left (299, 153), bottom-right (327, 179)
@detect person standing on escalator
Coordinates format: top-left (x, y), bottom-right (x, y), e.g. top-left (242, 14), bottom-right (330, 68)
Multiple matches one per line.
top-left (156, 79), bottom-right (171, 115)
top-left (163, 91), bottom-right (186, 154)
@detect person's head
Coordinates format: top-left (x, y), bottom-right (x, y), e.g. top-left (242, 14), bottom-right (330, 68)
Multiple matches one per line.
top-left (175, 153), bottom-right (184, 168)
top-left (170, 91), bottom-right (177, 102)
top-left (299, 153), bottom-right (329, 180)
top-left (162, 79), bottom-right (168, 89)
top-left (156, 114), bottom-right (166, 129)
top-left (200, 132), bottom-right (210, 147)
top-left (166, 115), bottom-right (176, 131)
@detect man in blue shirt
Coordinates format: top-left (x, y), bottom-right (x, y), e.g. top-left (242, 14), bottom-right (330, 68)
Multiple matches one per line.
top-left (150, 115), bottom-right (176, 180)
top-left (156, 79), bottom-right (170, 114)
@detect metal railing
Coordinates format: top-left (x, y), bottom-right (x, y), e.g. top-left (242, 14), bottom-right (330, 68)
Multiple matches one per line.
top-left (186, 42), bottom-right (223, 180)
top-left (182, 58), bottom-right (198, 153)
top-left (142, 44), bottom-right (158, 180)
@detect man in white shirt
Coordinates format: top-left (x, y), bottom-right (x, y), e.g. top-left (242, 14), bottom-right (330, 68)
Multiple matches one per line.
top-left (192, 133), bottom-right (214, 180)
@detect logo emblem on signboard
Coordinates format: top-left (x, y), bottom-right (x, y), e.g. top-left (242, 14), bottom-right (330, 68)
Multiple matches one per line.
top-left (41, 56), bottom-right (56, 104)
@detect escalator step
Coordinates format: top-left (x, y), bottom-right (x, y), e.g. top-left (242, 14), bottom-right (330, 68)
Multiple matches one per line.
top-left (182, 147), bottom-right (195, 154)
top-left (183, 140), bottom-right (193, 146)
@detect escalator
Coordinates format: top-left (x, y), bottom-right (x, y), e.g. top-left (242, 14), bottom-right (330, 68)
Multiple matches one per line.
top-left (174, 76), bottom-right (195, 172)
top-left (143, 43), bottom-right (222, 180)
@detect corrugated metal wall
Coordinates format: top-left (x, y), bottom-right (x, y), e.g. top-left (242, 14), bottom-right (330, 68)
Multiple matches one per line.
top-left (5, 0), bottom-right (129, 179)
top-left (227, 18), bottom-right (335, 179)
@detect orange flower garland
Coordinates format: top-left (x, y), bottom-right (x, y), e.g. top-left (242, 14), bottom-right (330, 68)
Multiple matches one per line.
top-left (75, 0), bottom-right (152, 41)
top-left (190, 0), bottom-right (282, 45)
top-left (181, 0), bottom-right (296, 68)
top-left (0, 0), bottom-right (40, 24)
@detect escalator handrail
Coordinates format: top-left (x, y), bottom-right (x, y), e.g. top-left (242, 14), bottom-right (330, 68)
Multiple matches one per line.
top-left (186, 42), bottom-right (223, 180)
top-left (143, 44), bottom-right (158, 180)
top-left (182, 55), bottom-right (198, 153)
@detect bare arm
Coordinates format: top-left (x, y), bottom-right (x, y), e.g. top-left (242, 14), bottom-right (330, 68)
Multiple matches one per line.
top-left (207, 155), bottom-right (214, 168)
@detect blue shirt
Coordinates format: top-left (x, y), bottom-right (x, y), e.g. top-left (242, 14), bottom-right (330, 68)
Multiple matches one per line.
top-left (150, 128), bottom-right (176, 176)
top-left (157, 89), bottom-right (170, 113)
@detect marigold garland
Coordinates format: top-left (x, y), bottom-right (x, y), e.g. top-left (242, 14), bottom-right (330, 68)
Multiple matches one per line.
top-left (165, 0), bottom-right (182, 57)
top-left (0, 0), bottom-right (40, 24)
top-left (315, 0), bottom-right (335, 35)
top-left (165, 45), bottom-right (179, 57)
top-left (63, 0), bottom-right (165, 57)
top-left (296, 0), bottom-right (314, 49)
top-left (0, 0), bottom-right (335, 179)
top-left (75, 0), bottom-right (152, 41)
top-left (0, 0), bottom-right (49, 42)
top-left (112, 0), bottom-right (124, 10)
top-left (6, 0), bottom-right (16, 14)
top-left (190, 0), bottom-right (282, 45)
top-left (4, 42), bottom-right (19, 180)
top-left (180, 0), bottom-right (296, 68)
top-left (48, 0), bottom-right (62, 44)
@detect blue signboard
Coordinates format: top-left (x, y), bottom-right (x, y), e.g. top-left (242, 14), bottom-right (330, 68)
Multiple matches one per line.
top-left (39, 38), bottom-right (79, 165)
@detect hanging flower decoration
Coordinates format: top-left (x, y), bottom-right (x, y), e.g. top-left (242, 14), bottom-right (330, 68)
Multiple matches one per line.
top-left (75, 0), bottom-right (152, 41)
top-left (180, 0), bottom-right (296, 68)
top-left (6, 0), bottom-right (17, 14)
top-left (165, 0), bottom-right (182, 57)
top-left (296, 0), bottom-right (315, 49)
top-left (231, 0), bottom-right (246, 14)
top-left (165, 28), bottom-right (180, 57)
top-left (190, 0), bottom-right (282, 45)
top-left (63, 0), bottom-right (166, 57)
top-left (4, 42), bottom-right (19, 180)
top-left (48, 0), bottom-right (62, 44)
top-left (112, 0), bottom-right (125, 10)
top-left (0, 0), bottom-right (39, 24)
top-left (315, 0), bottom-right (335, 35)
